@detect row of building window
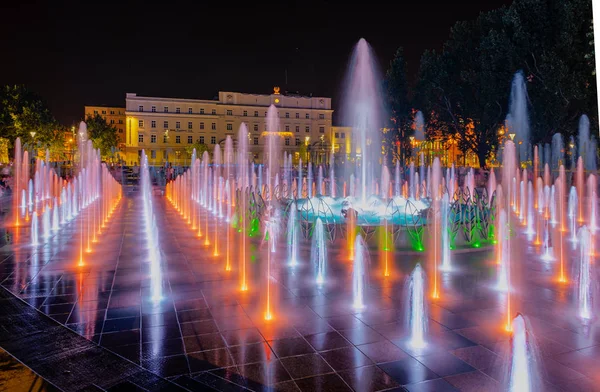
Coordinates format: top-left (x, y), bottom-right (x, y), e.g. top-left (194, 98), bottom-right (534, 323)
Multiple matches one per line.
top-left (137, 105), bottom-right (326, 120)
top-left (138, 134), bottom-right (310, 147)
top-left (139, 119), bottom-right (325, 134)
top-left (139, 135), bottom-right (218, 144)
top-left (334, 132), bottom-right (346, 139)
top-left (93, 110), bottom-right (123, 115)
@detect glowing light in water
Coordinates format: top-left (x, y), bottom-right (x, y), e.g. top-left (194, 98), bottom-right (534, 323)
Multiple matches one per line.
top-left (352, 235), bottom-right (367, 310)
top-left (312, 218), bottom-right (327, 285)
top-left (406, 263), bottom-right (427, 349)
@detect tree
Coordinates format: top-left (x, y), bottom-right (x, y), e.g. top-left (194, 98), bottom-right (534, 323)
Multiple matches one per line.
top-left (383, 47), bottom-right (412, 164)
top-left (84, 114), bottom-right (119, 159)
top-left (184, 141), bottom-right (209, 159)
top-left (0, 85), bottom-right (58, 149)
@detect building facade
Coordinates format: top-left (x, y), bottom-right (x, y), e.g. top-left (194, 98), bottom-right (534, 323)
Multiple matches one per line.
top-left (84, 106), bottom-right (126, 150)
top-left (124, 89), bottom-right (339, 166)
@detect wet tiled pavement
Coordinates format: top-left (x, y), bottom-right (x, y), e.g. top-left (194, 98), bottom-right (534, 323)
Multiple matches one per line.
top-left (0, 188), bottom-right (599, 391)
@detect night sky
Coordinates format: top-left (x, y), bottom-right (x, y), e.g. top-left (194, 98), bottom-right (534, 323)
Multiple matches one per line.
top-left (1, 0), bottom-right (512, 125)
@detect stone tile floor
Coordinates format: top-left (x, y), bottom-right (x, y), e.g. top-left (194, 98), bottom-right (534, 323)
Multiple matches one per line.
top-left (0, 188), bottom-right (598, 391)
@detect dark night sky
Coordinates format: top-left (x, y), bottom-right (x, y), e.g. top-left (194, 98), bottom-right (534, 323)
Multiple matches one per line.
top-left (1, 0), bottom-right (512, 125)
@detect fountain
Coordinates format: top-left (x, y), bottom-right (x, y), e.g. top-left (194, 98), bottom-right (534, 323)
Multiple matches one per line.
top-left (576, 226), bottom-right (594, 320)
top-left (406, 263), bottom-right (428, 349)
top-left (312, 218), bottom-right (327, 285)
top-left (287, 202), bottom-right (299, 267)
top-left (505, 314), bottom-right (542, 392)
top-left (342, 38), bottom-right (384, 204)
top-left (352, 234), bottom-right (368, 310)
top-left (506, 71), bottom-right (530, 163)
top-left (440, 193), bottom-right (451, 271)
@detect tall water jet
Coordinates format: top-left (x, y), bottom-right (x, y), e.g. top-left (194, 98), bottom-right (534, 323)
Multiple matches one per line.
top-left (506, 71), bottom-right (530, 164)
top-left (568, 186), bottom-right (578, 243)
top-left (440, 193), bottom-right (451, 271)
top-left (506, 314), bottom-right (542, 392)
top-left (352, 235), bottom-right (368, 310)
top-left (429, 158), bottom-right (442, 298)
top-left (287, 202), bottom-right (299, 267)
top-left (312, 218), bottom-right (327, 285)
top-left (576, 226), bottom-right (593, 320)
top-left (31, 212), bottom-right (39, 246)
top-left (406, 263), bottom-right (428, 349)
top-left (342, 38), bottom-right (384, 204)
top-left (238, 123), bottom-right (250, 291)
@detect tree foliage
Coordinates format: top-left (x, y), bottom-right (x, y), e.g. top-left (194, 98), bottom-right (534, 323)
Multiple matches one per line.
top-left (407, 0), bottom-right (596, 167)
top-left (185, 141), bottom-right (209, 158)
top-left (383, 48), bottom-right (411, 162)
top-left (84, 114), bottom-right (119, 159)
top-left (0, 85), bottom-right (59, 148)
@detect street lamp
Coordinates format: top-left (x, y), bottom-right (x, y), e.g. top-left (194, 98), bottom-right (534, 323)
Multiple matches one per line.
top-left (508, 133), bottom-right (515, 141)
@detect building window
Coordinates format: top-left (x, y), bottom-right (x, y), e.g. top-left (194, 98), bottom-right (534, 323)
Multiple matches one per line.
top-left (264, 111), bottom-right (267, 117)
top-left (199, 136), bottom-right (205, 144)
top-left (226, 109), bottom-right (233, 116)
top-left (151, 150), bottom-right (156, 159)
top-left (285, 138), bottom-right (290, 146)
top-left (176, 136), bottom-right (181, 143)
top-left (253, 124), bottom-right (259, 132)
top-left (119, 129), bottom-right (124, 133)
top-left (319, 113), bottom-right (325, 120)
top-left (93, 110), bottom-right (98, 115)
top-left (151, 106), bottom-right (156, 112)
top-left (151, 120), bottom-right (156, 128)
top-left (176, 108), bottom-right (180, 114)
top-left (335, 132), bottom-right (339, 138)
top-left (102, 110), bottom-right (106, 114)
top-left (243, 110), bottom-right (247, 116)
top-left (305, 113), bottom-right (310, 119)
top-left (163, 135), bottom-right (168, 143)
top-left (295, 138), bottom-right (300, 146)
top-left (175, 121), bottom-right (180, 129)
top-left (295, 113), bottom-right (299, 119)
top-left (211, 136), bottom-right (216, 144)
top-left (295, 126), bottom-right (300, 133)
top-left (319, 126), bottom-right (325, 133)
top-left (138, 134), bottom-right (144, 143)
top-left (285, 112), bottom-right (290, 118)
top-left (110, 110), bottom-right (115, 115)
top-left (305, 126), bottom-right (310, 133)
top-left (211, 123), bottom-right (216, 130)
top-left (200, 108), bottom-right (205, 114)
top-left (211, 109), bottom-right (216, 115)
top-left (254, 111), bottom-right (258, 117)
top-left (110, 119), bottom-right (115, 124)
top-left (119, 119), bottom-right (123, 124)
top-left (138, 106), bottom-right (143, 112)
top-left (188, 121), bottom-right (193, 129)
top-left (163, 121), bottom-right (168, 128)
top-left (341, 133), bottom-right (345, 139)
top-left (282, 125), bottom-right (288, 132)
top-left (253, 137), bottom-right (258, 145)
top-left (188, 108), bottom-right (192, 114)
top-left (188, 136), bottom-right (193, 144)
top-left (139, 120), bottom-right (144, 127)
top-left (200, 122), bottom-right (205, 130)
top-left (151, 134), bottom-right (157, 143)
top-left (226, 123), bottom-right (233, 131)
top-left (163, 106), bottom-right (168, 113)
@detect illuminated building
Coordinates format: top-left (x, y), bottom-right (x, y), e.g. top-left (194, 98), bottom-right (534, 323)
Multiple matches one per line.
top-left (124, 88), bottom-right (336, 165)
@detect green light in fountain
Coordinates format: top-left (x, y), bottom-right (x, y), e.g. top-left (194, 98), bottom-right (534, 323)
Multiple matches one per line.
top-left (249, 218), bottom-right (260, 237)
